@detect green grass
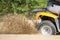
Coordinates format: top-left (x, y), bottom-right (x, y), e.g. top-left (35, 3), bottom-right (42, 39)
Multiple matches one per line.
top-left (32, 0), bottom-right (48, 8)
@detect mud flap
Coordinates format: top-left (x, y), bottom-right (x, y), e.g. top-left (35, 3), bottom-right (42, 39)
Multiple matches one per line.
top-left (55, 18), bottom-right (60, 32)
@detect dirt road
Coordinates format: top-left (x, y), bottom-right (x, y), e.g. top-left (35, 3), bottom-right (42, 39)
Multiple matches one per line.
top-left (0, 34), bottom-right (60, 40)
top-left (0, 14), bottom-right (60, 40)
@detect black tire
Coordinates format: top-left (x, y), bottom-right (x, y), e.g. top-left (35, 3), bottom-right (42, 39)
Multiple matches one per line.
top-left (38, 20), bottom-right (56, 35)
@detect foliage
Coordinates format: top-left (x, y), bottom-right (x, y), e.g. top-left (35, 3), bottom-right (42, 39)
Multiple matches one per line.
top-left (0, 0), bottom-right (48, 15)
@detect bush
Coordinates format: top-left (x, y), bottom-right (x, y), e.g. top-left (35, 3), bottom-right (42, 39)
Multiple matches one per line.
top-left (0, 0), bottom-right (48, 15)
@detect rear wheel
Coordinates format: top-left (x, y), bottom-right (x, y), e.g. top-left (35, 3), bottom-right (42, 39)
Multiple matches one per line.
top-left (38, 21), bottom-right (56, 35)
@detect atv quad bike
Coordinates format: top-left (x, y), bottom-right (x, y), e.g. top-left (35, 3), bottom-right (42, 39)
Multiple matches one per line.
top-left (33, 0), bottom-right (60, 35)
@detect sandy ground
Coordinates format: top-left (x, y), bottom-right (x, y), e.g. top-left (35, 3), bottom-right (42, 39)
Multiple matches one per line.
top-left (0, 34), bottom-right (60, 40)
top-left (0, 14), bottom-right (60, 40)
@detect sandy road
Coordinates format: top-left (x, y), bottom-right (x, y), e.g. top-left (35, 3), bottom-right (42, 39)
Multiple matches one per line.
top-left (0, 17), bottom-right (60, 40)
top-left (0, 34), bottom-right (60, 40)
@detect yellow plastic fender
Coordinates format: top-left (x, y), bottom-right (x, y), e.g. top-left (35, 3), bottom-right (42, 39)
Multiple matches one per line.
top-left (35, 12), bottom-right (58, 20)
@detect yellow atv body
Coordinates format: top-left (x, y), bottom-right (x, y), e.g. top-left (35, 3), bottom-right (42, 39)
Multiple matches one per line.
top-left (35, 12), bottom-right (58, 20)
